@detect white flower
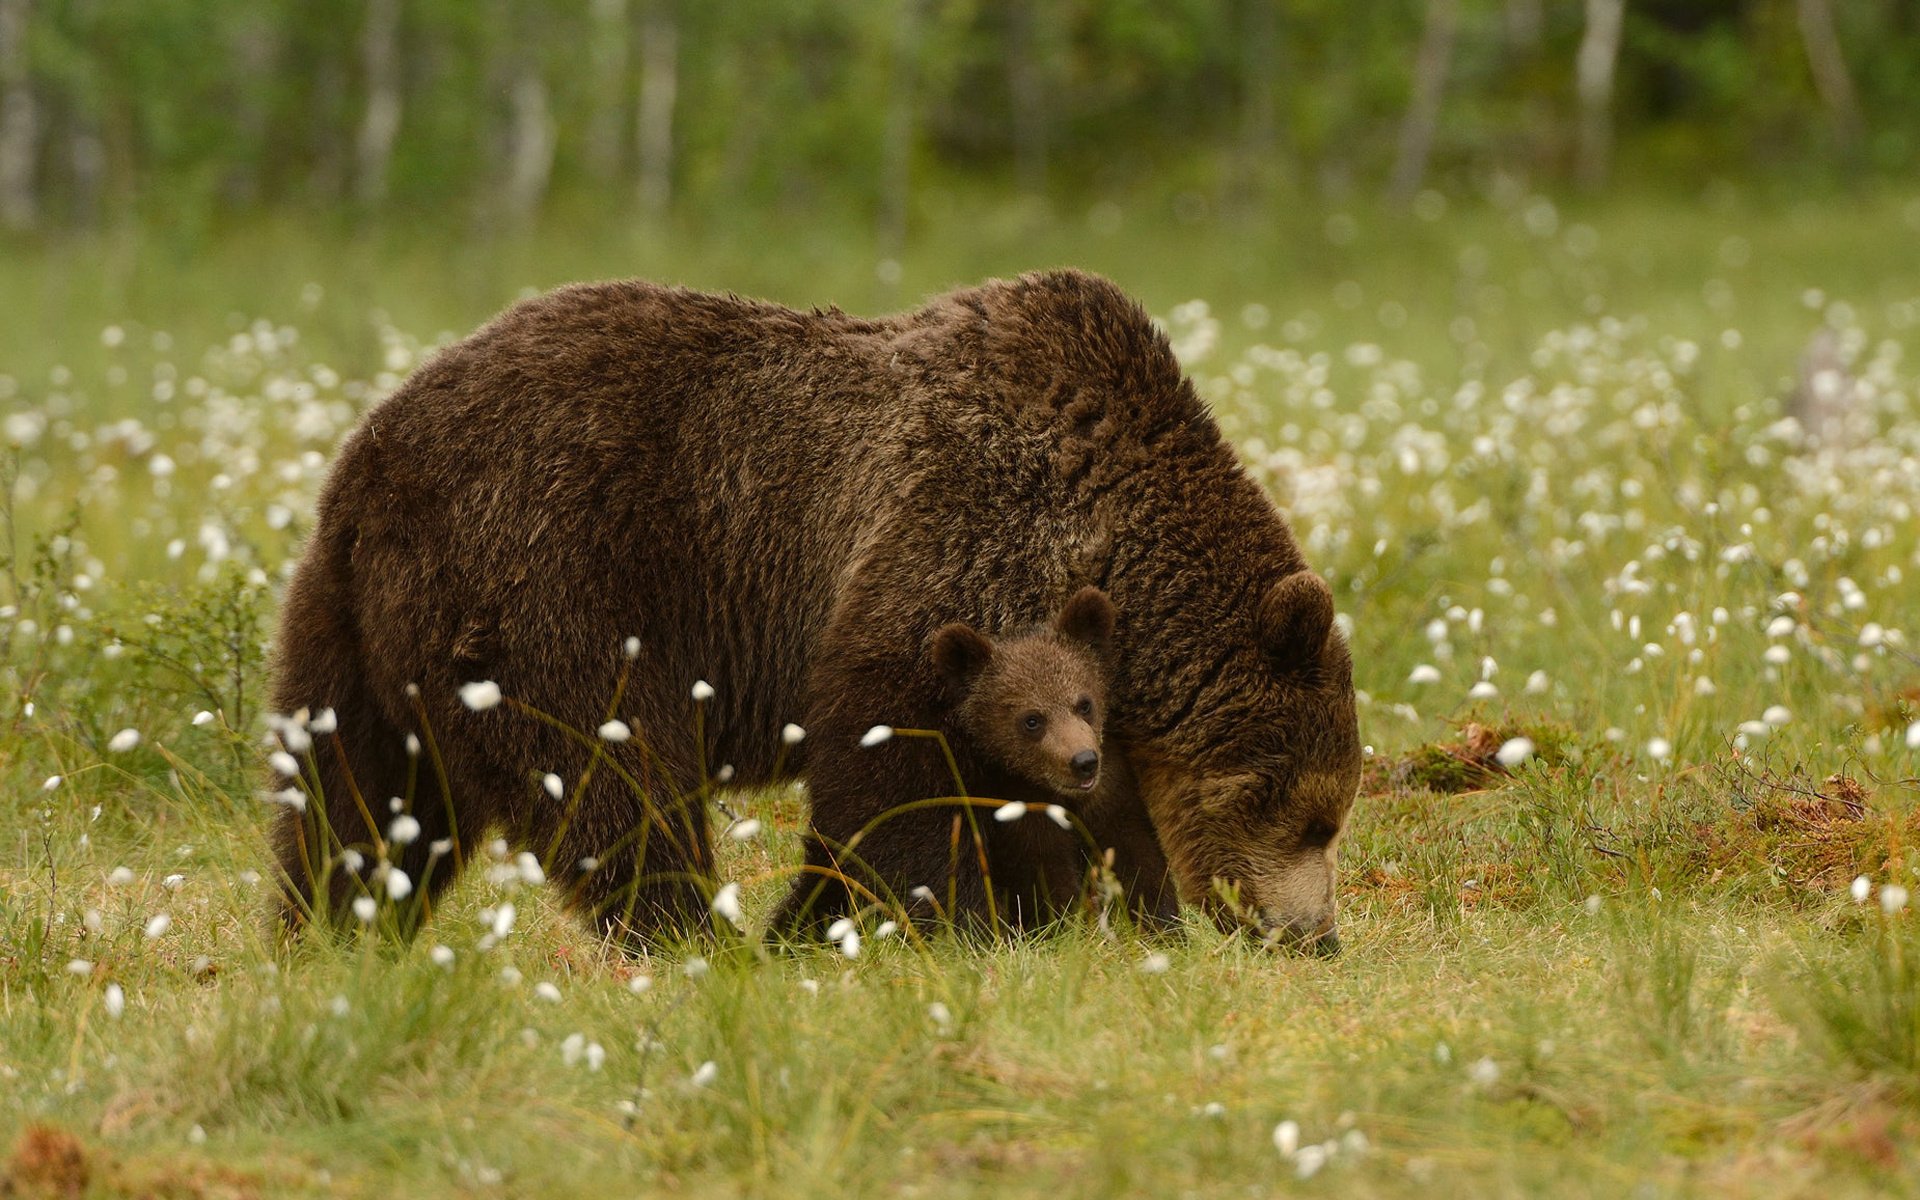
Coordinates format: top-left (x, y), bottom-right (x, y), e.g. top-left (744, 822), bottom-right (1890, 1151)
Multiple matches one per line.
top-left (1764, 645), bottom-right (1791, 665)
top-left (561, 1032), bottom-right (585, 1064)
top-left (781, 723), bottom-right (806, 745)
top-left (1494, 737), bottom-right (1534, 767)
top-left (1273, 1120), bottom-right (1300, 1156)
top-left (1468, 1056), bottom-right (1500, 1087)
top-left (1766, 615), bottom-right (1796, 638)
top-left (875, 920), bottom-right (898, 938)
top-left (623, 636), bottom-right (641, 659)
top-left (1139, 951), bottom-right (1171, 975)
top-left (490, 901), bottom-right (517, 938)
top-left (163, 873), bottom-right (185, 890)
top-left (1860, 623), bottom-right (1885, 648)
top-left (598, 719), bottom-right (632, 743)
top-left (107, 728), bottom-right (141, 753)
top-left (535, 981), bottom-right (563, 1003)
top-left (405, 733), bottom-right (421, 756)
top-left (628, 974), bottom-right (653, 994)
top-left (711, 883), bottom-right (744, 928)
top-left (352, 896), bottom-right (377, 922)
top-left (1524, 670), bottom-right (1550, 694)
top-left (1045, 804), bottom-right (1071, 829)
top-left (691, 1060), bottom-right (718, 1088)
top-left (1883, 885), bottom-right (1910, 915)
top-left (839, 929), bottom-right (862, 958)
top-left (42, 775), bottom-right (61, 791)
top-left (826, 918), bottom-right (855, 942)
top-left (66, 958), bottom-right (94, 976)
top-left (388, 815), bottom-right (421, 845)
top-left (308, 707), bottom-right (338, 734)
top-left (191, 710), bottom-right (215, 727)
top-left (1762, 705), bottom-right (1792, 728)
top-left (859, 724), bottom-right (893, 747)
top-left (1467, 681), bottom-right (1498, 700)
top-left (1295, 1144), bottom-right (1329, 1179)
top-left (683, 956), bottom-right (709, 980)
top-left (1646, 738), bottom-right (1673, 762)
top-left (103, 983), bottom-right (125, 1019)
top-left (1851, 875), bottom-right (1871, 903)
top-left (691, 679), bottom-right (715, 702)
top-left (108, 866), bottom-right (134, 886)
top-left (1693, 676), bottom-right (1717, 696)
top-left (1584, 894), bottom-right (1602, 915)
top-left (143, 913), bottom-right (172, 939)
top-left (1908, 721), bottom-right (1920, 750)
top-left (928, 1001), bottom-right (953, 1030)
top-left (386, 868), bottom-right (413, 900)
top-left (515, 852), bottom-right (545, 886)
top-left (430, 944), bottom-right (455, 968)
top-left (728, 818), bottom-right (763, 841)
top-left (268, 750), bottom-right (300, 777)
top-left (459, 681), bottom-right (503, 710)
top-left (1408, 664), bottom-right (1442, 685)
top-left (542, 773), bottom-right (564, 799)
top-left (993, 801), bottom-right (1028, 822)
top-left (585, 1042), bottom-right (605, 1072)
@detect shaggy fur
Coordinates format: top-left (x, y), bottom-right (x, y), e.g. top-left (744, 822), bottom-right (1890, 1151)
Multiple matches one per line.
top-left (268, 269), bottom-right (1359, 947)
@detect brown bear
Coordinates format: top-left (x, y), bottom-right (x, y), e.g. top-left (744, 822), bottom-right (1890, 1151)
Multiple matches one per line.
top-left (268, 269), bottom-right (1358, 951)
top-left (908, 584), bottom-right (1175, 929)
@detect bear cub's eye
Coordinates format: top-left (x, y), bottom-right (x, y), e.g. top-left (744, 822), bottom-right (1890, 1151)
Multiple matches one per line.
top-left (1299, 819), bottom-right (1339, 850)
top-left (1074, 696), bottom-right (1094, 718)
top-left (1020, 712), bottom-right (1045, 736)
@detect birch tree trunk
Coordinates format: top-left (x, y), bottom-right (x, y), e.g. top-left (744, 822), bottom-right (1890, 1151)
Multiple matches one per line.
top-left (1575, 0), bottom-right (1625, 190)
top-left (584, 0), bottom-right (628, 182)
top-left (1387, 0), bottom-right (1458, 203)
top-left (1236, 0), bottom-right (1280, 208)
top-left (501, 67), bottom-right (554, 223)
top-left (354, 0), bottom-right (402, 206)
top-left (634, 0), bottom-right (677, 218)
top-left (1795, 0), bottom-right (1861, 149)
top-left (0, 0), bottom-right (36, 231)
top-left (878, 0), bottom-right (920, 264)
top-left (1005, 0), bottom-right (1046, 198)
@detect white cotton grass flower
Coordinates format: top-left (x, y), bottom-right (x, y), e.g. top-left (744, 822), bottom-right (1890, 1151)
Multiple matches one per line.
top-left (352, 896), bottom-right (377, 922)
top-left (781, 723), bottom-right (806, 745)
top-left (1468, 1056), bottom-right (1501, 1087)
top-left (1645, 738), bottom-right (1673, 762)
top-left (1494, 737), bottom-right (1534, 768)
top-left (1139, 951), bottom-right (1171, 975)
top-left (107, 728), bottom-right (141, 753)
top-left (163, 873), bottom-right (185, 890)
top-left (1408, 664), bottom-right (1442, 685)
top-left (839, 929), bottom-right (862, 958)
top-left (268, 750), bottom-right (300, 777)
top-left (534, 981), bottom-right (563, 1003)
top-left (1273, 1120), bottom-right (1300, 1156)
top-left (859, 724), bottom-right (893, 748)
top-left (690, 679), bottom-right (715, 702)
top-left (1466, 681), bottom-right (1499, 700)
top-left (490, 901), bottom-right (517, 938)
top-left (874, 920), bottom-right (898, 938)
top-left (1763, 705), bottom-right (1792, 728)
top-left (103, 983), bottom-right (125, 1020)
top-left (1045, 804), bottom-right (1071, 829)
top-left (928, 1001), bottom-right (953, 1030)
top-left (1883, 885), bottom-right (1911, 915)
top-left (67, 958), bottom-right (94, 976)
top-left (459, 680), bottom-right (503, 710)
top-left (1524, 670), bottom-right (1550, 694)
top-left (623, 636), bottom-right (641, 660)
top-left (727, 818), bottom-right (763, 841)
top-left (1851, 875), bottom-right (1872, 903)
top-left (514, 852), bottom-right (545, 886)
top-left (826, 918), bottom-right (855, 942)
top-left (682, 956), bottom-right (709, 980)
top-left (1294, 1144), bottom-right (1329, 1180)
top-left (711, 883), bottom-right (744, 928)
top-left (1766, 615), bottom-right (1796, 638)
top-left (143, 913), bottom-right (172, 939)
top-left (690, 1061), bottom-right (719, 1088)
top-left (1764, 645), bottom-right (1791, 665)
top-left (108, 866), bottom-right (135, 886)
top-left (1693, 676), bottom-right (1717, 696)
top-left (993, 801), bottom-right (1028, 822)
top-left (388, 814), bottom-right (421, 845)
top-left (430, 944), bottom-right (455, 969)
top-left (42, 774), bottom-right (61, 791)
top-left (191, 710), bottom-right (215, 727)
top-left (597, 719), bottom-right (632, 743)
top-left (385, 868), bottom-right (413, 900)
top-left (1908, 721), bottom-right (1920, 750)
top-left (628, 974), bottom-right (653, 995)
top-left (308, 707), bottom-right (338, 734)
top-left (542, 773), bottom-right (564, 799)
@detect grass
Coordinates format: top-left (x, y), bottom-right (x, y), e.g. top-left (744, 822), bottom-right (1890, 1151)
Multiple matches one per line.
top-left (3, 185), bottom-right (1920, 1196)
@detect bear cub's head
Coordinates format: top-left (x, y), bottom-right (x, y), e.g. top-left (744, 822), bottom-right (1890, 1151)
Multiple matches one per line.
top-left (928, 586), bottom-right (1116, 799)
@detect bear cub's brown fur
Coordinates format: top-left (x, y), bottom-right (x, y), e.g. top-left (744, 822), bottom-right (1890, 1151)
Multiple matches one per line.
top-left (929, 586), bottom-right (1114, 804)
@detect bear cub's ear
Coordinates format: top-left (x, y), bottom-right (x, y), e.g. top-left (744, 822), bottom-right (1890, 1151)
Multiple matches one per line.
top-left (929, 622), bottom-right (995, 685)
top-left (1054, 586), bottom-right (1115, 652)
top-left (1258, 570), bottom-right (1335, 667)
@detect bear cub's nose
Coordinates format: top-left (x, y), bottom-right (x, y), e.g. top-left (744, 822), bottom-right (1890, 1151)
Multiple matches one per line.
top-left (1070, 750), bottom-right (1100, 784)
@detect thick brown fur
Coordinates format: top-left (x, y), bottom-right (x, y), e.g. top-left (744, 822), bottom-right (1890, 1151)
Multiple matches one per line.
top-left (269, 269), bottom-right (1359, 948)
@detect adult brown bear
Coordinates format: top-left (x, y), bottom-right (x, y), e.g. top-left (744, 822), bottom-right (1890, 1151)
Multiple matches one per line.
top-left (268, 269), bottom-right (1359, 950)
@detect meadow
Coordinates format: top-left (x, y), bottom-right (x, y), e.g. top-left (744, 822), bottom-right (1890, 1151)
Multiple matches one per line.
top-left (3, 187), bottom-right (1920, 1197)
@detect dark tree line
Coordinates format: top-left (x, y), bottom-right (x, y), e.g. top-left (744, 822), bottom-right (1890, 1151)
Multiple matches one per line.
top-left (0, 0), bottom-right (1913, 234)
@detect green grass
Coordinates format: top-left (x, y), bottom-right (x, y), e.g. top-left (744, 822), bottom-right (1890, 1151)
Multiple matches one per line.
top-left (3, 188), bottom-right (1920, 1196)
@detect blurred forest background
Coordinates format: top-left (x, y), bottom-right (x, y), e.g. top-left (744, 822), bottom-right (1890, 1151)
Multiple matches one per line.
top-left (0, 0), bottom-right (1912, 239)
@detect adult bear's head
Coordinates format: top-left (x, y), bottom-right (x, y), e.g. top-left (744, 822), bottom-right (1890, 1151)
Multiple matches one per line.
top-left (1124, 568), bottom-right (1360, 953)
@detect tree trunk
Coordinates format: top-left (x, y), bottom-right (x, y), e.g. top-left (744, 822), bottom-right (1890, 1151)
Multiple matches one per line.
top-left (354, 0), bottom-right (403, 206)
top-left (584, 0), bottom-right (628, 182)
top-left (1005, 0), bottom-right (1046, 198)
top-left (501, 67), bottom-right (554, 223)
top-left (1387, 0), bottom-right (1458, 203)
top-left (634, 0), bottom-right (677, 218)
top-left (878, 0), bottom-right (920, 265)
top-left (0, 0), bottom-right (36, 231)
top-left (1795, 0), bottom-right (1861, 149)
top-left (1575, 0), bottom-right (1625, 190)
top-left (1235, 0), bottom-right (1280, 208)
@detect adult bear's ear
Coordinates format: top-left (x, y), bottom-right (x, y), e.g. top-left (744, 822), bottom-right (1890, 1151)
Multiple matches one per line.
top-left (929, 622), bottom-right (994, 686)
top-left (1054, 586), bottom-right (1115, 652)
top-left (1258, 571), bottom-right (1335, 668)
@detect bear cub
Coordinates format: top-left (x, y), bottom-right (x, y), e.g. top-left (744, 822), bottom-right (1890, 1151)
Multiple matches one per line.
top-left (928, 586), bottom-right (1114, 804)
